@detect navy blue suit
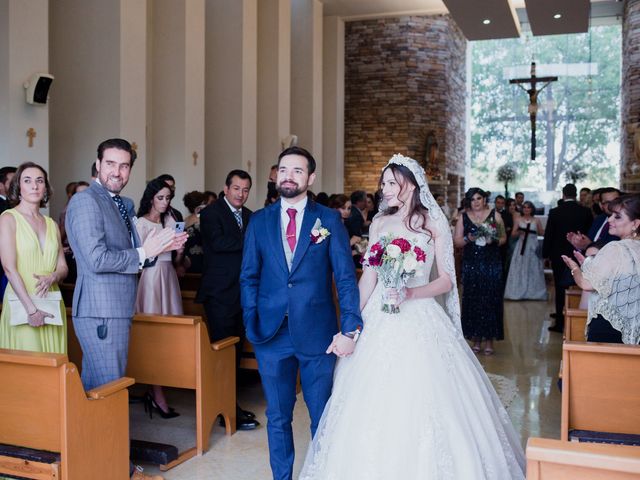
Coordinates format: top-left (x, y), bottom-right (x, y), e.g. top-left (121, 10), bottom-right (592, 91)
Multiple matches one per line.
top-left (240, 199), bottom-right (361, 480)
top-left (587, 214), bottom-right (619, 245)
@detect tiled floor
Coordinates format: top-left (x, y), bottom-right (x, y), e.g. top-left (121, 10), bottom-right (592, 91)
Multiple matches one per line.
top-left (135, 294), bottom-right (562, 479)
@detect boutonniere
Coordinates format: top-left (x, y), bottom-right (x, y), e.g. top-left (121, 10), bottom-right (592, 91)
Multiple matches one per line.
top-left (310, 218), bottom-right (331, 244)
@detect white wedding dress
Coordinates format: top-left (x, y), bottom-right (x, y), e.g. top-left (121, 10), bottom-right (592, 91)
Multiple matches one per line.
top-left (299, 230), bottom-right (525, 480)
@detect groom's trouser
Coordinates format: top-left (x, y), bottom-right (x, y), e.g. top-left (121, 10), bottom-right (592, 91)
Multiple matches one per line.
top-left (253, 318), bottom-right (335, 480)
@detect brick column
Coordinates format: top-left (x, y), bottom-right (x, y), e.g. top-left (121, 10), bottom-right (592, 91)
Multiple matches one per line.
top-left (622, 0), bottom-right (640, 192)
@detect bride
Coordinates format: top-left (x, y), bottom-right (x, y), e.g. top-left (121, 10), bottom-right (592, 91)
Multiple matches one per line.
top-left (299, 155), bottom-right (525, 479)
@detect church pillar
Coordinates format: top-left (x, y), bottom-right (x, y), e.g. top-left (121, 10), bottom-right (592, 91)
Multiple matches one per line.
top-left (149, 0), bottom-right (205, 214)
top-left (257, 0), bottom-right (291, 208)
top-left (622, 0), bottom-right (640, 192)
top-left (50, 0), bottom-right (149, 216)
top-left (0, 0), bottom-right (50, 178)
top-left (291, 0), bottom-right (323, 189)
top-left (205, 0), bottom-right (258, 202)
top-left (322, 15), bottom-right (345, 195)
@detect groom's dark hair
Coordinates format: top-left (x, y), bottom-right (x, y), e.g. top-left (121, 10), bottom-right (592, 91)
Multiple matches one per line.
top-left (278, 146), bottom-right (316, 175)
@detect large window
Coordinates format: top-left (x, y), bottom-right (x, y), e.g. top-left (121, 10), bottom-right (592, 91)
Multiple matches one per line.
top-left (469, 25), bottom-right (621, 198)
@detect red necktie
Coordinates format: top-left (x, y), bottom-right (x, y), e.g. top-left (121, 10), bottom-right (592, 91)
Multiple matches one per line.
top-left (286, 208), bottom-right (297, 252)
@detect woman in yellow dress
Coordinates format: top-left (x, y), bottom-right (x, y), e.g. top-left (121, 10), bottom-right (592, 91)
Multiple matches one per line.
top-left (0, 162), bottom-right (68, 353)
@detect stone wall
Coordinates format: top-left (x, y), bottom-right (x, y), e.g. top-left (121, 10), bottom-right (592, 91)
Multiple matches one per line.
top-left (343, 15), bottom-right (467, 200)
top-left (622, 0), bottom-right (640, 192)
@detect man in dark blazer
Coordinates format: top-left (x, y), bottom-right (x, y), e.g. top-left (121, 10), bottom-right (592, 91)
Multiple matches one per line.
top-left (542, 183), bottom-right (593, 333)
top-left (568, 187), bottom-right (620, 251)
top-left (197, 169), bottom-right (258, 430)
top-left (345, 190), bottom-right (366, 237)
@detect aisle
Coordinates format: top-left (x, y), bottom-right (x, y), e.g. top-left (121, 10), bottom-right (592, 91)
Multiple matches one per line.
top-left (137, 295), bottom-right (562, 479)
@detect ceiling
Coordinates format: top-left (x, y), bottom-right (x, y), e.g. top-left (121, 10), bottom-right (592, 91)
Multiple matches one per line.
top-left (321, 0), bottom-right (623, 40)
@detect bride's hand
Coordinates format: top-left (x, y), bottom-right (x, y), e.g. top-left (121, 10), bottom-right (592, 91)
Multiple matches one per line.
top-left (385, 287), bottom-right (407, 305)
top-left (325, 333), bottom-right (356, 358)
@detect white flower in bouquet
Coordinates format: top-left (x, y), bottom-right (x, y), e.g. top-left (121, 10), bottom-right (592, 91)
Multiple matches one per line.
top-left (402, 253), bottom-right (418, 273)
top-left (386, 244), bottom-right (401, 258)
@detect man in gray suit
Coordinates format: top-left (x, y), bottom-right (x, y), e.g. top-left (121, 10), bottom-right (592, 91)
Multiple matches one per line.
top-left (66, 138), bottom-right (186, 480)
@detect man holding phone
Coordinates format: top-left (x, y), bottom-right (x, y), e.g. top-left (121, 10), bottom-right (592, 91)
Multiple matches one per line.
top-left (197, 169), bottom-right (257, 430)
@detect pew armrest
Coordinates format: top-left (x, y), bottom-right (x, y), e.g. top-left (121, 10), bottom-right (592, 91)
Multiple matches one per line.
top-left (212, 336), bottom-right (240, 351)
top-left (565, 308), bottom-right (587, 317)
top-left (87, 377), bottom-right (135, 399)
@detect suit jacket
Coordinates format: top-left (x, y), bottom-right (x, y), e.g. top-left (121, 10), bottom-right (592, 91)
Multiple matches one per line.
top-left (197, 198), bottom-right (252, 317)
top-left (0, 197), bottom-right (9, 215)
top-left (587, 214), bottom-right (619, 245)
top-left (344, 207), bottom-right (364, 237)
top-left (240, 200), bottom-right (362, 355)
top-left (542, 200), bottom-right (593, 262)
top-left (65, 181), bottom-right (142, 318)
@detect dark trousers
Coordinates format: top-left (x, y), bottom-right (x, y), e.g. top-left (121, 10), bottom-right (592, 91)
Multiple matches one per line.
top-left (253, 319), bottom-right (335, 480)
top-left (203, 300), bottom-right (245, 384)
top-left (551, 260), bottom-right (568, 329)
top-left (587, 315), bottom-right (623, 344)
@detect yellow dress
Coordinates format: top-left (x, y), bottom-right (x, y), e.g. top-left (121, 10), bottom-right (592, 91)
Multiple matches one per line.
top-left (0, 209), bottom-right (66, 353)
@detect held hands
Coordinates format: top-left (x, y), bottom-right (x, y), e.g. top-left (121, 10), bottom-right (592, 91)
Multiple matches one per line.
top-left (33, 273), bottom-right (56, 297)
top-left (326, 333), bottom-right (356, 358)
top-left (27, 309), bottom-right (53, 327)
top-left (142, 227), bottom-right (189, 258)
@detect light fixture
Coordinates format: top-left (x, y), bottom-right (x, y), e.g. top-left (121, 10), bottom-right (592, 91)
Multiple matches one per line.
top-left (482, 19), bottom-right (491, 25)
top-left (553, 13), bottom-right (562, 19)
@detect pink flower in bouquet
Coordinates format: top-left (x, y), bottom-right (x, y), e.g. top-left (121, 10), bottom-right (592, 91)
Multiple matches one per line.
top-left (414, 246), bottom-right (426, 262)
top-left (390, 238), bottom-right (411, 253)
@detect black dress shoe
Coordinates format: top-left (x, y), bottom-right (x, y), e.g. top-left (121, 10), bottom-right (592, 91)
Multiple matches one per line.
top-left (238, 407), bottom-right (256, 420)
top-left (549, 313), bottom-right (557, 319)
top-left (548, 325), bottom-right (564, 333)
top-left (219, 414), bottom-right (260, 430)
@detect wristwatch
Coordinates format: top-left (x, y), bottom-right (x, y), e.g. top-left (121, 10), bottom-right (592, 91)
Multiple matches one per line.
top-left (344, 326), bottom-right (362, 343)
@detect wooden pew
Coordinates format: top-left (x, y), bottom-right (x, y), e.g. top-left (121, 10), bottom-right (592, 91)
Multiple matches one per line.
top-left (67, 313), bottom-right (238, 471)
top-left (181, 289), bottom-right (258, 370)
top-left (178, 272), bottom-right (202, 291)
top-left (564, 289), bottom-right (588, 342)
top-left (0, 349), bottom-right (133, 480)
top-left (526, 437), bottom-right (640, 479)
top-left (561, 341), bottom-right (640, 443)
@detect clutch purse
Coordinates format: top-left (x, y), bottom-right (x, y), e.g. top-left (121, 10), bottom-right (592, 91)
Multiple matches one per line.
top-left (7, 290), bottom-right (63, 326)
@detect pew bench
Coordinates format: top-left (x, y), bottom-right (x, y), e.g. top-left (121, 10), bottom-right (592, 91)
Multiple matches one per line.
top-left (561, 341), bottom-right (640, 445)
top-left (564, 290), bottom-right (587, 342)
top-left (0, 349), bottom-right (133, 480)
top-left (181, 289), bottom-right (258, 370)
top-left (526, 437), bottom-right (640, 479)
top-left (67, 313), bottom-right (238, 471)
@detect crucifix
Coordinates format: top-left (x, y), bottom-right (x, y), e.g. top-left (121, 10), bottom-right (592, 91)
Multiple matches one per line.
top-left (192, 151), bottom-right (198, 166)
top-left (26, 128), bottom-right (36, 148)
top-left (509, 62), bottom-right (558, 160)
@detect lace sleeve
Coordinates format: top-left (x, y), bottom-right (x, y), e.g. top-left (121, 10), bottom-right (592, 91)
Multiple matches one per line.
top-left (582, 242), bottom-right (625, 297)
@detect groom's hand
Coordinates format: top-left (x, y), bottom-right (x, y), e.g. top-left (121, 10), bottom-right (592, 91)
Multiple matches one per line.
top-left (326, 333), bottom-right (356, 358)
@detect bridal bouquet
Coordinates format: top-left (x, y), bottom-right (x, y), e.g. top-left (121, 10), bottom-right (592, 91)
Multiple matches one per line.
top-left (474, 221), bottom-right (498, 247)
top-left (361, 234), bottom-right (427, 314)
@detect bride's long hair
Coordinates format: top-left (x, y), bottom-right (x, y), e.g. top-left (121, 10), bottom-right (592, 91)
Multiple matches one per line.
top-left (378, 164), bottom-right (432, 238)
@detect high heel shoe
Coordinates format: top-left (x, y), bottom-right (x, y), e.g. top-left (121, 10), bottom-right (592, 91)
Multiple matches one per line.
top-left (143, 392), bottom-right (180, 419)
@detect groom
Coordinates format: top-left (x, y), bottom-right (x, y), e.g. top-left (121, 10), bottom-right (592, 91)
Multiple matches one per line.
top-left (240, 146), bottom-right (362, 480)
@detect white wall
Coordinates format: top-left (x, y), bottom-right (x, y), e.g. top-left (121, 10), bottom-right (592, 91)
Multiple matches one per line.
top-left (0, 0), bottom-right (50, 183)
top-left (205, 0), bottom-right (257, 206)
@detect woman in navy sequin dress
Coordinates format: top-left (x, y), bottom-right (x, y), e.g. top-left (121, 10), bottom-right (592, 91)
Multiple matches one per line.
top-left (454, 188), bottom-right (507, 355)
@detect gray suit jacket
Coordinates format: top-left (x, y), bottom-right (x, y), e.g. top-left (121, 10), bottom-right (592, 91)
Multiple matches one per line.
top-left (65, 181), bottom-right (141, 319)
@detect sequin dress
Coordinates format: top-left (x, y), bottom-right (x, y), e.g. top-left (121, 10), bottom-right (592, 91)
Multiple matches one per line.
top-left (461, 210), bottom-right (504, 340)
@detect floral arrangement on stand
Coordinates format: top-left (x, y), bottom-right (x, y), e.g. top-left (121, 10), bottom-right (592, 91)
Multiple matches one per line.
top-left (361, 235), bottom-right (427, 314)
top-left (496, 163), bottom-right (518, 199)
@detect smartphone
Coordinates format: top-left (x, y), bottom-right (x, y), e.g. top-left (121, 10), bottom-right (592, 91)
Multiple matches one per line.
top-left (174, 221), bottom-right (185, 233)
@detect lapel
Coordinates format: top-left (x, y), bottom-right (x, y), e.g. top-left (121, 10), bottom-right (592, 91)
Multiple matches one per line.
top-left (91, 181), bottom-right (138, 246)
top-left (219, 199), bottom-right (242, 236)
top-left (290, 200), bottom-right (318, 274)
top-left (266, 201), bottom-right (288, 274)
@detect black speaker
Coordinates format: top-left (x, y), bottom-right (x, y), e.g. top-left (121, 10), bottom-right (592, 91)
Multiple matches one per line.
top-left (24, 73), bottom-right (54, 105)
